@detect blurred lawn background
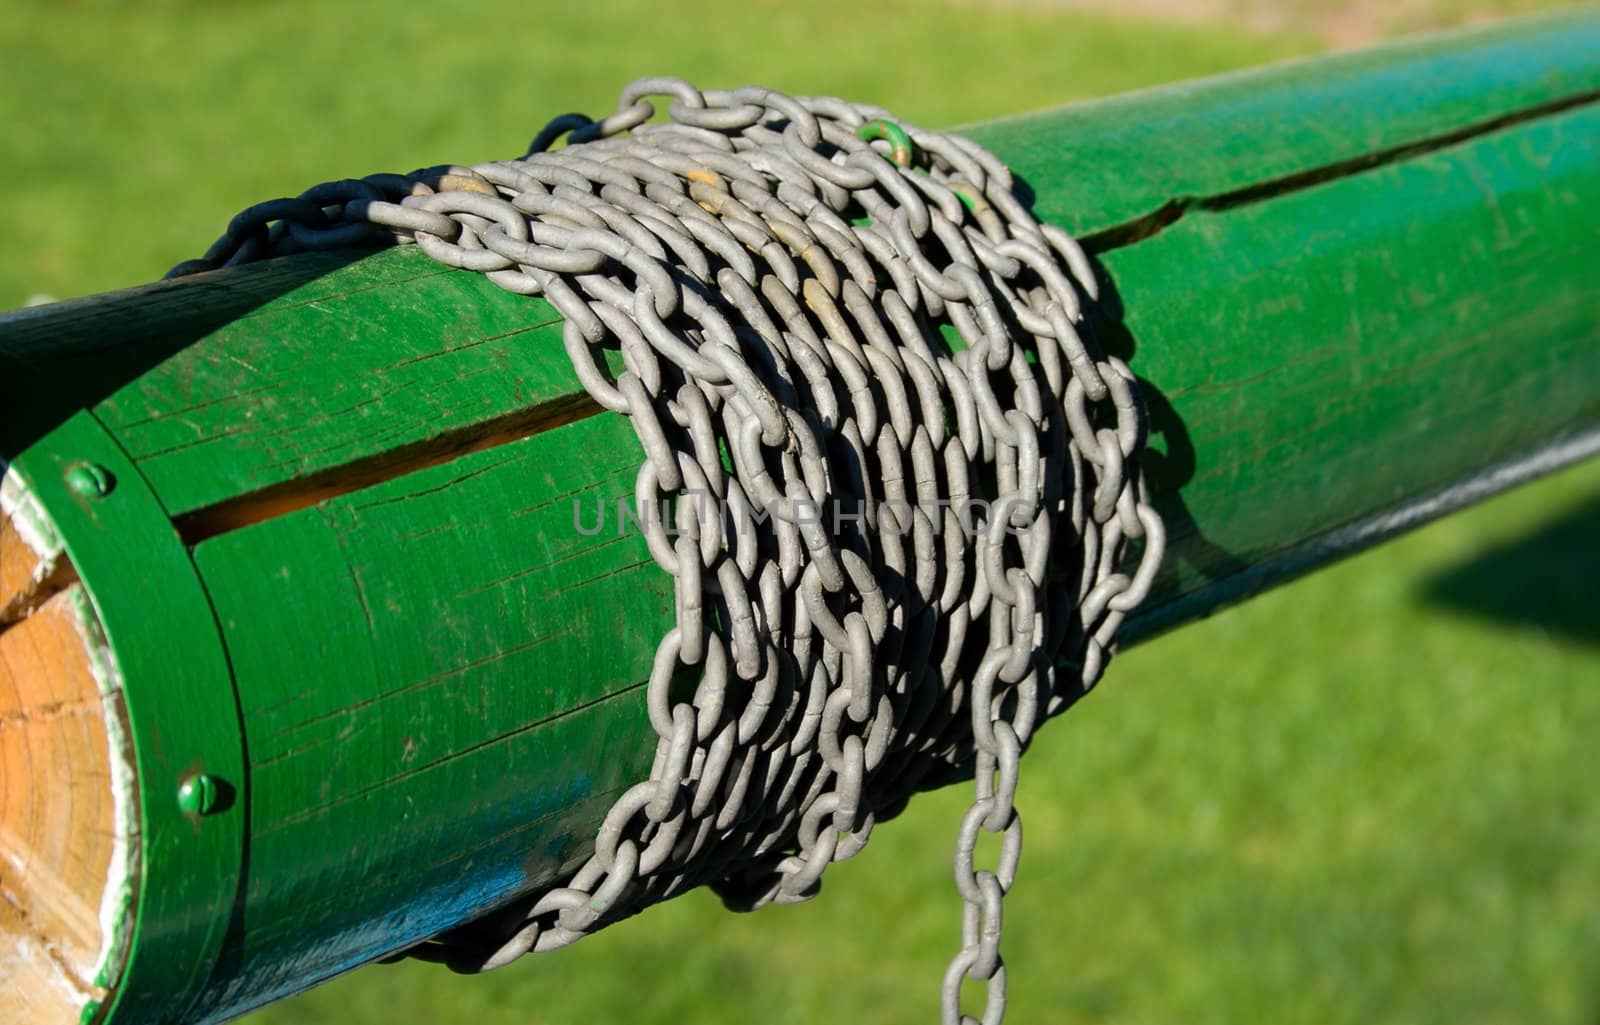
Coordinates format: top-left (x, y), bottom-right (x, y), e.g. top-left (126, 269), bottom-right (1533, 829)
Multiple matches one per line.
top-left (4, 0), bottom-right (1598, 1022)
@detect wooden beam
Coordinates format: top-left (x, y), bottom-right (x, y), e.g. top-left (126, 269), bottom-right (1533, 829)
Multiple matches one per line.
top-left (0, 488), bottom-right (135, 1025)
top-left (0, 11), bottom-right (1598, 1024)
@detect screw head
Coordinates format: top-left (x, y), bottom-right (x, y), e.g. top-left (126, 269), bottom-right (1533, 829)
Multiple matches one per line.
top-left (64, 462), bottom-right (115, 499)
top-left (178, 774), bottom-right (221, 817)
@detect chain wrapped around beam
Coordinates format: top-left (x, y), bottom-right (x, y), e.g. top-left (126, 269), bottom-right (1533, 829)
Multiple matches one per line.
top-left (171, 77), bottom-right (1165, 1025)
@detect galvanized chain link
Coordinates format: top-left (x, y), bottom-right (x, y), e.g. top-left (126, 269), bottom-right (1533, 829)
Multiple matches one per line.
top-left (171, 78), bottom-right (1165, 1024)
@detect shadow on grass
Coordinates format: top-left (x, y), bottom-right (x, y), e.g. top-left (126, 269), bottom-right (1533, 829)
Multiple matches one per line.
top-left (1421, 491), bottom-right (1600, 646)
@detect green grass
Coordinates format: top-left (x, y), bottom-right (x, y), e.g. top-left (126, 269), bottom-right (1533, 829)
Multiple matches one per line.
top-left (3, 1), bottom-right (1596, 1023)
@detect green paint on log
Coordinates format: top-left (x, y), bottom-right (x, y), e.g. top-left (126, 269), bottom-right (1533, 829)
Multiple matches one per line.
top-left (1109, 98), bottom-right (1600, 628)
top-left (2, 13), bottom-right (1599, 1025)
top-left (962, 9), bottom-right (1600, 237)
top-left (183, 412), bottom-right (673, 1018)
top-left (96, 258), bottom-right (574, 516)
top-left (7, 412), bottom-right (245, 1025)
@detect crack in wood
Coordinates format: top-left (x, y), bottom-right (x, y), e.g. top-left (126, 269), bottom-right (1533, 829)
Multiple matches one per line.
top-left (1083, 85), bottom-right (1600, 252)
top-left (170, 390), bottom-right (604, 546)
top-left (0, 559), bottom-right (79, 637)
top-left (157, 86), bottom-right (1600, 554)
top-left (0, 878), bottom-right (103, 1003)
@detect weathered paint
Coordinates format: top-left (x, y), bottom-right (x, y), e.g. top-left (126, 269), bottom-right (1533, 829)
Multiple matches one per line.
top-left (182, 414), bottom-right (670, 1021)
top-left (7, 413), bottom-right (246, 1025)
top-left (1, 13), bottom-right (1598, 1025)
top-left (67, 583), bottom-right (139, 1010)
top-left (961, 8), bottom-right (1600, 235)
top-left (1099, 98), bottom-right (1600, 625)
top-left (0, 468), bottom-right (139, 1020)
top-left (1127, 422), bottom-right (1600, 644)
top-left (1, 466), bottom-right (67, 589)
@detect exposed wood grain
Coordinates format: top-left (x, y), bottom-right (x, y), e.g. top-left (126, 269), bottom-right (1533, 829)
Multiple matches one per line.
top-left (0, 578), bottom-right (125, 1025)
top-left (0, 513), bottom-right (78, 629)
top-left (0, 514), bottom-right (39, 612)
top-left (3, 415), bottom-right (246, 1025)
top-left (0, 949), bottom-right (86, 1025)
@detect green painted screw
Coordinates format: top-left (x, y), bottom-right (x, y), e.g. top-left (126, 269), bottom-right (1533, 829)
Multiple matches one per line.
top-left (64, 462), bottom-right (115, 499)
top-left (178, 774), bottom-right (222, 817)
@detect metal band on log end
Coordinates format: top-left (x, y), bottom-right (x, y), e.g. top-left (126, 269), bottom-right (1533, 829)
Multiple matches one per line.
top-left (1, 412), bottom-right (249, 1025)
top-left (0, 468), bottom-right (134, 1025)
top-left (2, 12), bottom-right (1600, 1024)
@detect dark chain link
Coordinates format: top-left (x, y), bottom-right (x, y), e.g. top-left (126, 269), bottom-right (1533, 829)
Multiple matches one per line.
top-left (171, 78), bottom-right (1165, 1024)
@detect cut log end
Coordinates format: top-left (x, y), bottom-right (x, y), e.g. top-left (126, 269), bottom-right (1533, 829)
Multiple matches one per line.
top-left (0, 477), bottom-right (136, 1025)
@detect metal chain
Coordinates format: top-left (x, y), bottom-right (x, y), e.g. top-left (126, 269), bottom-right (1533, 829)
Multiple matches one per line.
top-left (171, 78), bottom-right (1165, 1024)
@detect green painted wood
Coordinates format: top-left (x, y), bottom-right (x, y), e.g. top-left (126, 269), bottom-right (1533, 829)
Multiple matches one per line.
top-left (7, 412), bottom-right (246, 1025)
top-left (1104, 98), bottom-right (1600, 637)
top-left (183, 413), bottom-right (670, 1020)
top-left (5, 14), bottom-right (1595, 524)
top-left (0, 253), bottom-right (371, 460)
top-left (2, 14), bottom-right (1599, 1025)
top-left (190, 98), bottom-right (1600, 1016)
top-left (0, 252), bottom-right (589, 518)
top-left (962, 7), bottom-right (1600, 237)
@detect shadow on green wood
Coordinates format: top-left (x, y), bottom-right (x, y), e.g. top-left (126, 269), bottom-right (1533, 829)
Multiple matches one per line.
top-left (2, 12), bottom-right (1599, 1025)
